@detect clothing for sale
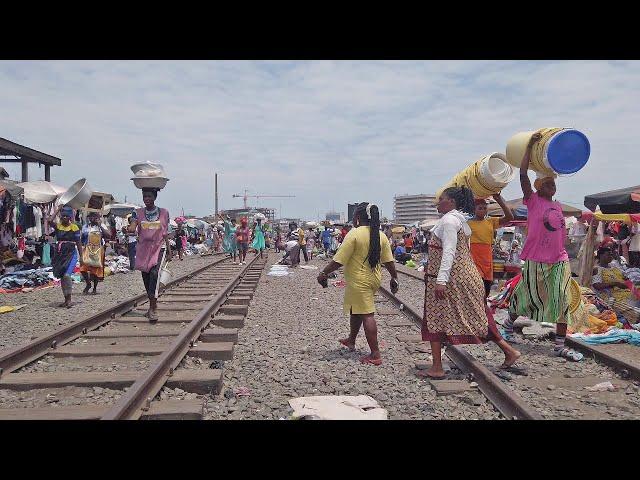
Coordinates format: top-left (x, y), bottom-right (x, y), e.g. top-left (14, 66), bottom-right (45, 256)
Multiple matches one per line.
top-left (0, 266), bottom-right (55, 290)
top-left (42, 243), bottom-right (52, 266)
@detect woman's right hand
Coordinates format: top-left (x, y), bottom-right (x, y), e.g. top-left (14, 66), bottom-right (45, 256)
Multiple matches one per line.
top-left (528, 132), bottom-right (543, 147)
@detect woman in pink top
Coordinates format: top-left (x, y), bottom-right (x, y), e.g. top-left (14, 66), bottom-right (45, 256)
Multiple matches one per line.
top-left (129, 188), bottom-right (172, 322)
top-left (503, 132), bottom-right (583, 362)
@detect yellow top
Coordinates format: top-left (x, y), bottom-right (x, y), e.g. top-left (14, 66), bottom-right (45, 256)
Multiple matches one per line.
top-left (297, 228), bottom-right (306, 246)
top-left (468, 217), bottom-right (500, 245)
top-left (56, 223), bottom-right (79, 232)
top-left (333, 226), bottom-right (394, 315)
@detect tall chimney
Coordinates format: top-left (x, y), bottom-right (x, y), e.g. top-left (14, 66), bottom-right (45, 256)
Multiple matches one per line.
top-left (214, 173), bottom-right (219, 217)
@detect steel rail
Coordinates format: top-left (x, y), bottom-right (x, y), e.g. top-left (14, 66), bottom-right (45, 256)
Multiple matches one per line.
top-left (0, 253), bottom-right (228, 375)
top-left (378, 285), bottom-right (542, 420)
top-left (566, 337), bottom-right (640, 381)
top-left (101, 254), bottom-right (265, 420)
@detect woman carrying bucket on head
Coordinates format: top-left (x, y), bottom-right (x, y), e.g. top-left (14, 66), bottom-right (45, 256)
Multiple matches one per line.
top-left (502, 133), bottom-right (583, 361)
top-left (220, 214), bottom-right (238, 264)
top-left (468, 194), bottom-right (514, 299)
top-left (129, 188), bottom-right (172, 322)
top-left (50, 206), bottom-right (84, 308)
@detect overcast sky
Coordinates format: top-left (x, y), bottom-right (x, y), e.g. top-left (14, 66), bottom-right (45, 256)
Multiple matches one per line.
top-left (0, 60), bottom-right (637, 220)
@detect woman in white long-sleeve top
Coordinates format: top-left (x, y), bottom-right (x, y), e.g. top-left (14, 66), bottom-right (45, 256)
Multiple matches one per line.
top-left (421, 186), bottom-right (521, 379)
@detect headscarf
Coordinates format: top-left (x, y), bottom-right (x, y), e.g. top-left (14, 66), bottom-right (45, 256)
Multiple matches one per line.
top-left (60, 206), bottom-right (74, 218)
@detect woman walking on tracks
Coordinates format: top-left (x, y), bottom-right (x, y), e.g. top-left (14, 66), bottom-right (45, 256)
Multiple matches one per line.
top-left (422, 186), bottom-right (521, 379)
top-left (252, 217), bottom-right (266, 258)
top-left (80, 211), bottom-right (110, 295)
top-left (129, 188), bottom-right (172, 322)
top-left (51, 206), bottom-right (84, 308)
top-left (502, 133), bottom-right (583, 361)
top-left (317, 202), bottom-right (398, 366)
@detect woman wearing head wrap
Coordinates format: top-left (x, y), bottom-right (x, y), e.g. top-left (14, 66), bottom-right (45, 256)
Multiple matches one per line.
top-left (80, 211), bottom-right (110, 294)
top-left (468, 194), bottom-right (514, 298)
top-left (316, 202), bottom-right (398, 366)
top-left (235, 217), bottom-right (250, 265)
top-left (420, 186), bottom-right (521, 379)
top-left (129, 188), bottom-right (172, 322)
top-left (50, 206), bottom-right (84, 308)
top-left (502, 133), bottom-right (583, 361)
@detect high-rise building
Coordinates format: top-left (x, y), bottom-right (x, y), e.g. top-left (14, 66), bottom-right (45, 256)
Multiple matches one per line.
top-left (393, 194), bottom-right (439, 224)
top-left (325, 211), bottom-right (341, 222)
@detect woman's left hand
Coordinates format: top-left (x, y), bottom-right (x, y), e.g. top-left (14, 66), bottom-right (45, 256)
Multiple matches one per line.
top-left (435, 283), bottom-right (447, 300)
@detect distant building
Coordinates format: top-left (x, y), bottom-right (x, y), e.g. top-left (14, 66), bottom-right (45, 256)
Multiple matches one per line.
top-left (393, 194), bottom-right (439, 225)
top-left (325, 211), bottom-right (341, 222)
top-left (217, 207), bottom-right (275, 223)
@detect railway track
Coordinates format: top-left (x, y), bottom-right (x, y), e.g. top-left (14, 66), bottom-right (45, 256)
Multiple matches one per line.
top-left (0, 253), bottom-right (268, 420)
top-left (389, 264), bottom-right (640, 419)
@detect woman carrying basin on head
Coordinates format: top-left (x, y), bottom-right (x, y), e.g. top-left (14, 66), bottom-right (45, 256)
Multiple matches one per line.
top-left (129, 188), bottom-right (172, 322)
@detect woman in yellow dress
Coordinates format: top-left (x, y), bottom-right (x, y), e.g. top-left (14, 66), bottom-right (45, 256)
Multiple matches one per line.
top-left (317, 202), bottom-right (398, 365)
top-left (467, 194), bottom-right (513, 298)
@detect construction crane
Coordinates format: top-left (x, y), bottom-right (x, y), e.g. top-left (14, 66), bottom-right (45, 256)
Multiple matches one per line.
top-left (232, 189), bottom-right (295, 210)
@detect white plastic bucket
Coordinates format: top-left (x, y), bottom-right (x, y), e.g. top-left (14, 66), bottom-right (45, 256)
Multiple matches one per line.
top-left (478, 153), bottom-right (515, 189)
top-left (159, 264), bottom-right (172, 286)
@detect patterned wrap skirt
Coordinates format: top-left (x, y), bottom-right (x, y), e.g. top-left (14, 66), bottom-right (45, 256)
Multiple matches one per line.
top-left (423, 230), bottom-right (501, 344)
top-left (508, 260), bottom-right (571, 324)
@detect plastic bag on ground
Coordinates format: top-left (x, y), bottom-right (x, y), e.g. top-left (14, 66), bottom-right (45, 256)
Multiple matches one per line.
top-left (288, 395), bottom-right (388, 420)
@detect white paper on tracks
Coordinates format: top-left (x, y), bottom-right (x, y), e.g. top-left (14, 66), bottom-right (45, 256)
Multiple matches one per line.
top-left (288, 395), bottom-right (388, 420)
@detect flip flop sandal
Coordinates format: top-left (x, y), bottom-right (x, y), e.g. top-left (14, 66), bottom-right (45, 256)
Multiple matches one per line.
top-left (553, 347), bottom-right (583, 362)
top-left (360, 356), bottom-right (382, 366)
top-left (148, 311), bottom-right (159, 322)
top-left (339, 339), bottom-right (356, 351)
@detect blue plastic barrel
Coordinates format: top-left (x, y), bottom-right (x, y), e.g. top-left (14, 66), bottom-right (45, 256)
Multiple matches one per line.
top-left (546, 129), bottom-right (590, 174)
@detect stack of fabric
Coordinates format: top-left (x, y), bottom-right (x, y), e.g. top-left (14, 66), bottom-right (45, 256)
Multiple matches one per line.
top-left (0, 267), bottom-right (56, 292)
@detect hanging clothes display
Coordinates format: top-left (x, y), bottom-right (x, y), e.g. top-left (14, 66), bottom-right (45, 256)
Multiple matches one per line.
top-left (42, 242), bottom-right (52, 266)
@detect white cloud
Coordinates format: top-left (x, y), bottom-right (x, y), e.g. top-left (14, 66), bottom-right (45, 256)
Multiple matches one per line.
top-left (0, 60), bottom-right (638, 219)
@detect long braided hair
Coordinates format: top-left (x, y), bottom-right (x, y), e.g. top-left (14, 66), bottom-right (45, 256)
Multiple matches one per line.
top-left (441, 186), bottom-right (476, 216)
top-left (354, 202), bottom-right (381, 269)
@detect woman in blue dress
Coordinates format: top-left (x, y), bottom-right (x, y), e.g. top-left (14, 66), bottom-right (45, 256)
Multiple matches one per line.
top-left (219, 214), bottom-right (238, 264)
top-left (252, 218), bottom-right (266, 258)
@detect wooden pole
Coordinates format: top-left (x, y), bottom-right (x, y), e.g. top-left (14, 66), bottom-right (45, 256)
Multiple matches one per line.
top-left (45, 165), bottom-right (51, 182)
top-left (21, 158), bottom-right (28, 182)
top-left (578, 220), bottom-right (598, 286)
top-left (214, 173), bottom-right (218, 217)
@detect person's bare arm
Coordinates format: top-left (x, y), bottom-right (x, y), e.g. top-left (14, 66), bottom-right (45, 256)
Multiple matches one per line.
top-left (494, 193), bottom-right (514, 226)
top-left (383, 260), bottom-right (399, 293)
top-left (520, 132), bottom-right (542, 200)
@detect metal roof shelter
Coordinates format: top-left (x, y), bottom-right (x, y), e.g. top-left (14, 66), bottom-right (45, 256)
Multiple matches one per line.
top-left (0, 137), bottom-right (62, 182)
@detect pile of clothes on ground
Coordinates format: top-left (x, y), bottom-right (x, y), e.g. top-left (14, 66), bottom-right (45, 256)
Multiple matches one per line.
top-left (0, 266), bottom-right (56, 292)
top-left (185, 243), bottom-right (210, 256)
top-left (104, 255), bottom-right (131, 276)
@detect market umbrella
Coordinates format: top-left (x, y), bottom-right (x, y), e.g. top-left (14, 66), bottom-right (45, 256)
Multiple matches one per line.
top-left (583, 185), bottom-right (640, 214)
top-left (17, 180), bottom-right (67, 204)
top-left (186, 219), bottom-right (207, 229)
top-left (0, 179), bottom-right (24, 197)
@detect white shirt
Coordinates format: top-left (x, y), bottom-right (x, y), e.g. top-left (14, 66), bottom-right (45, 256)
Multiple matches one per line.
top-left (431, 209), bottom-right (472, 285)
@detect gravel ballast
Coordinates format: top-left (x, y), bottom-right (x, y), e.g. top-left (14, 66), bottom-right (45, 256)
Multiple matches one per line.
top-left (204, 253), bottom-right (502, 420)
top-left (0, 255), bottom-right (219, 350)
top-left (388, 267), bottom-right (640, 419)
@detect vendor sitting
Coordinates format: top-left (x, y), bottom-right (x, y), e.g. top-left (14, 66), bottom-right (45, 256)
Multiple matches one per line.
top-left (394, 243), bottom-right (412, 264)
top-left (592, 247), bottom-right (639, 307)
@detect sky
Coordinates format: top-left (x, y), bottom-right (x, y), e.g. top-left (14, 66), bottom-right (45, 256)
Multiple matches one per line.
top-left (0, 60), bottom-right (638, 221)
